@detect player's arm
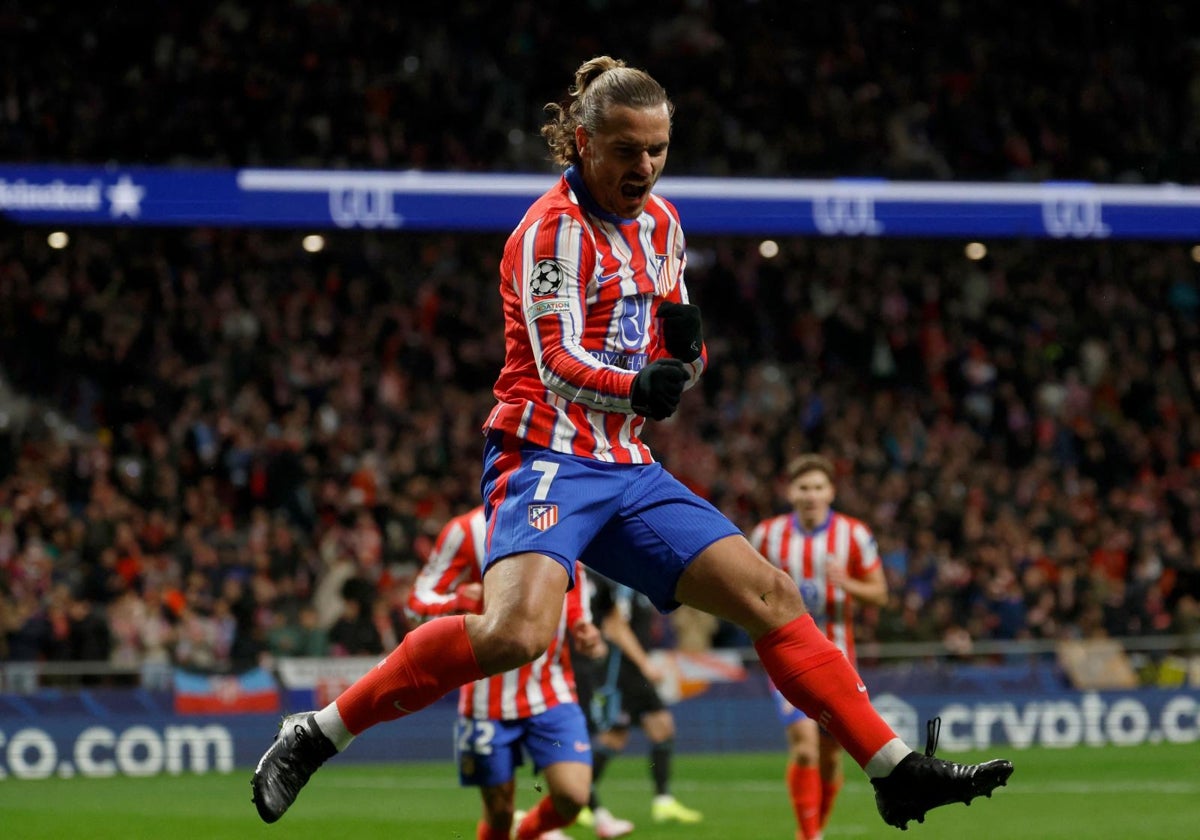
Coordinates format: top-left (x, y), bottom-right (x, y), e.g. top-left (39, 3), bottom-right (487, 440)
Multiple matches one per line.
top-left (566, 564), bottom-right (606, 658)
top-left (599, 608), bottom-right (663, 684)
top-left (832, 563), bottom-right (888, 607)
top-left (405, 519), bottom-right (483, 625)
top-left (829, 522), bottom-right (888, 607)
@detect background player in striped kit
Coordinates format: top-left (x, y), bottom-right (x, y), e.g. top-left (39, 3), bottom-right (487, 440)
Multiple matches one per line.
top-left (750, 454), bottom-right (888, 840)
top-left (251, 55), bottom-right (1012, 832)
top-left (407, 505), bottom-right (605, 840)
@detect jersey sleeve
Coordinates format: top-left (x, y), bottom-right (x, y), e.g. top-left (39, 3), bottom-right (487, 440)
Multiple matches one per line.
top-left (516, 213), bottom-right (640, 413)
top-left (749, 520), bottom-right (780, 568)
top-left (564, 563), bottom-right (591, 627)
top-left (748, 521), bottom-right (767, 555)
top-left (848, 520), bottom-right (881, 578)
top-left (406, 515), bottom-right (482, 622)
top-left (651, 224), bottom-right (707, 384)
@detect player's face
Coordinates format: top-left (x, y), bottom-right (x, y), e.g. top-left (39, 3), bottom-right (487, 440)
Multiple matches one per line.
top-left (787, 469), bottom-right (835, 529)
top-left (576, 103), bottom-right (671, 219)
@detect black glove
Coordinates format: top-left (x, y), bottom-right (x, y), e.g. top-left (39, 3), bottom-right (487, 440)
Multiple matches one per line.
top-left (657, 301), bottom-right (703, 363)
top-left (631, 359), bottom-right (690, 420)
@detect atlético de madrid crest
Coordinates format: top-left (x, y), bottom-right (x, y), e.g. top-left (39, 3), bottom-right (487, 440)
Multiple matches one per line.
top-left (528, 503), bottom-right (559, 531)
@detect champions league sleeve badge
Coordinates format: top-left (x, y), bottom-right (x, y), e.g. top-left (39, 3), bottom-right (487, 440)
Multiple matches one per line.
top-left (528, 259), bottom-right (565, 297)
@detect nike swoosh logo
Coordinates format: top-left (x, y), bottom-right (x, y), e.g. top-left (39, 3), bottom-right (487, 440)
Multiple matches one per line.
top-left (393, 701), bottom-right (415, 714)
top-left (856, 682), bottom-right (867, 693)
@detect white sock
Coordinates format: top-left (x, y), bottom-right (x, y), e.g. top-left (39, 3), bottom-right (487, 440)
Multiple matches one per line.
top-left (313, 702), bottom-right (356, 752)
top-left (864, 737), bottom-right (912, 778)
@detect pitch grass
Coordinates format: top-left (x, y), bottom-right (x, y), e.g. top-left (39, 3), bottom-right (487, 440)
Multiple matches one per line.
top-left (1, 743), bottom-right (1196, 839)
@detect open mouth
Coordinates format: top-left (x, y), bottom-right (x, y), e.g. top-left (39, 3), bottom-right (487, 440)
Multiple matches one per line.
top-left (621, 183), bottom-right (648, 201)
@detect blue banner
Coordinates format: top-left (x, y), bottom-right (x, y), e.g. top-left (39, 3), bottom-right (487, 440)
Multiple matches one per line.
top-left (0, 685), bottom-right (1195, 777)
top-left (3, 165), bottom-right (1200, 239)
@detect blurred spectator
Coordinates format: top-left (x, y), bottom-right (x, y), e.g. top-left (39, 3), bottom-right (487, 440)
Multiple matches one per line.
top-left (267, 605), bottom-right (329, 660)
top-left (326, 597), bottom-right (382, 657)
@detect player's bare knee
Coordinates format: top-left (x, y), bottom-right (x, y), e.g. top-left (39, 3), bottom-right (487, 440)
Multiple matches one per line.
top-left (467, 613), bottom-right (552, 672)
top-left (761, 565), bottom-right (805, 619)
top-left (551, 786), bottom-right (590, 816)
top-left (644, 710), bottom-right (675, 741)
top-left (497, 621), bottom-right (553, 670)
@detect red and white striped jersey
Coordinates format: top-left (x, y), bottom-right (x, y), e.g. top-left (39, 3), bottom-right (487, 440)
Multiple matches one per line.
top-left (406, 505), bottom-right (591, 720)
top-left (484, 167), bottom-right (705, 463)
top-left (749, 511), bottom-right (880, 664)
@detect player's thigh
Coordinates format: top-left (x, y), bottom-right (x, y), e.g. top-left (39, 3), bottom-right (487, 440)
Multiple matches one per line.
top-left (470, 552), bottom-right (569, 668)
top-left (674, 533), bottom-right (805, 638)
top-left (640, 708), bottom-right (675, 742)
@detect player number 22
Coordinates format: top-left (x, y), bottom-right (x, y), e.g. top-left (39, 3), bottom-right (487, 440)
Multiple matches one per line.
top-left (457, 719), bottom-right (496, 755)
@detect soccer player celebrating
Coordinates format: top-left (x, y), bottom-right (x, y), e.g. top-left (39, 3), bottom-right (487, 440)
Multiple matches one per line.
top-left (407, 505), bottom-right (603, 840)
top-left (750, 455), bottom-right (888, 840)
top-left (251, 55), bottom-right (1013, 832)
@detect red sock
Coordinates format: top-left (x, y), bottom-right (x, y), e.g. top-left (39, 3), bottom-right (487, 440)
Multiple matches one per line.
top-left (516, 796), bottom-right (570, 839)
top-left (335, 616), bottom-right (484, 735)
top-left (819, 777), bottom-right (843, 829)
top-left (476, 821), bottom-right (508, 840)
top-left (787, 763), bottom-right (822, 840)
top-left (755, 615), bottom-right (898, 770)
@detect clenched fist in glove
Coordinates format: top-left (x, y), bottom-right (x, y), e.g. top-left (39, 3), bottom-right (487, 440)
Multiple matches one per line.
top-left (631, 358), bottom-right (690, 420)
top-left (657, 301), bottom-right (703, 363)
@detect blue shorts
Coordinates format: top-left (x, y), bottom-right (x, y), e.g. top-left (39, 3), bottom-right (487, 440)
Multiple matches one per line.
top-left (481, 432), bottom-right (740, 612)
top-left (455, 703), bottom-right (592, 788)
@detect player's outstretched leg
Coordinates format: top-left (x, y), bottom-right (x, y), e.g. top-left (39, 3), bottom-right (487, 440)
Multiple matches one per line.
top-left (249, 615), bottom-right (487, 823)
top-left (251, 712), bottom-right (337, 823)
top-left (870, 719), bottom-right (1013, 831)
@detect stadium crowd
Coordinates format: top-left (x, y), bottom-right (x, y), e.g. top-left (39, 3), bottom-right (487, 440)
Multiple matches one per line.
top-left (2, 1), bottom-right (1199, 182)
top-left (1, 1), bottom-right (1199, 678)
top-left (1, 227), bottom-right (1198, 674)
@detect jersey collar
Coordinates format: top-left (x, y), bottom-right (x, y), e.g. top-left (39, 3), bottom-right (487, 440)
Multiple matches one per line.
top-left (792, 510), bottom-right (833, 537)
top-left (564, 165), bottom-right (636, 226)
